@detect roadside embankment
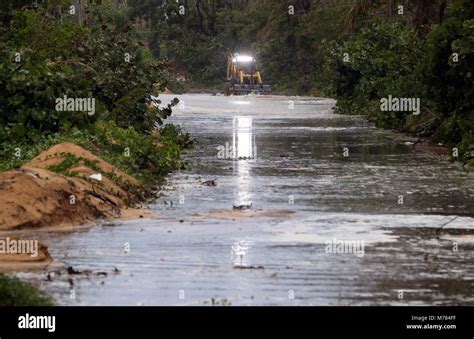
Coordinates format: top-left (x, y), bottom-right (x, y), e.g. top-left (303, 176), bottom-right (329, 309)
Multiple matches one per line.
top-left (0, 142), bottom-right (148, 231)
top-left (0, 142), bottom-right (157, 271)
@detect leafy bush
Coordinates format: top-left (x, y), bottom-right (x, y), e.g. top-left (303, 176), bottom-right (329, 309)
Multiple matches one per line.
top-left (421, 0), bottom-right (474, 158)
top-left (60, 121), bottom-right (193, 187)
top-left (0, 41), bottom-right (95, 144)
top-left (0, 4), bottom-right (179, 146)
top-left (77, 9), bottom-right (178, 132)
top-left (0, 2), bottom-right (193, 179)
top-left (321, 0), bottom-right (473, 162)
top-left (322, 22), bottom-right (422, 118)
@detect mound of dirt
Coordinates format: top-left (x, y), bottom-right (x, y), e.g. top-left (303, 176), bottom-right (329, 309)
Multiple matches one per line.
top-left (0, 142), bottom-right (145, 231)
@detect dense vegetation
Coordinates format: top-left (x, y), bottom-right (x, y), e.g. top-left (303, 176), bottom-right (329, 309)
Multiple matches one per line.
top-left (0, 0), bottom-right (192, 184)
top-left (322, 0), bottom-right (473, 163)
top-left (126, 0), bottom-right (472, 164)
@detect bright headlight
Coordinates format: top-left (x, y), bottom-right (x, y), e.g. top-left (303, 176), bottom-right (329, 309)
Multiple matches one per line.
top-left (235, 55), bottom-right (253, 63)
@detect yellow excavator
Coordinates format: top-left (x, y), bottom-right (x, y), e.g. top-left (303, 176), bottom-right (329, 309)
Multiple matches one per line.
top-left (225, 53), bottom-right (271, 95)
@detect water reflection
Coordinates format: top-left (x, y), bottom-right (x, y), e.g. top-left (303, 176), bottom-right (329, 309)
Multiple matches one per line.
top-left (231, 240), bottom-right (250, 267)
top-left (232, 116), bottom-right (256, 207)
top-left (232, 116), bottom-right (256, 159)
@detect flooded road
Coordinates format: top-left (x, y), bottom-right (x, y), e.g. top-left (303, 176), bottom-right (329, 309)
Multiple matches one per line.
top-left (19, 94), bottom-right (474, 305)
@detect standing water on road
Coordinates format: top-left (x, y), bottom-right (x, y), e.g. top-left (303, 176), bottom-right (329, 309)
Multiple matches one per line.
top-left (20, 94), bottom-right (474, 305)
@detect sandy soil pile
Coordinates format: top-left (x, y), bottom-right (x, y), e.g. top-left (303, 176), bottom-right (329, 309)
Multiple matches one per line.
top-left (0, 142), bottom-right (144, 231)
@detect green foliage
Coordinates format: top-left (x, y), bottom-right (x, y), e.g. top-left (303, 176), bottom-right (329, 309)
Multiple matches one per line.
top-left (128, 0), bottom-right (353, 94)
top-left (0, 274), bottom-right (53, 306)
top-left (80, 121), bottom-right (193, 186)
top-left (78, 7), bottom-right (178, 132)
top-left (0, 1), bottom-right (192, 173)
top-left (0, 3), bottom-right (179, 148)
top-left (421, 0), bottom-right (474, 158)
top-left (129, 0), bottom-right (263, 86)
top-left (322, 21), bottom-right (423, 124)
top-left (321, 0), bottom-right (473, 162)
top-left (0, 41), bottom-right (95, 144)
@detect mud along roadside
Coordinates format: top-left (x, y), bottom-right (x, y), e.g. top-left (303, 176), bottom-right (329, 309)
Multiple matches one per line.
top-left (0, 142), bottom-right (161, 274)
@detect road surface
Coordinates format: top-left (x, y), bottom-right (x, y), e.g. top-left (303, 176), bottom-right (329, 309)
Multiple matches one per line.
top-left (18, 94), bottom-right (474, 305)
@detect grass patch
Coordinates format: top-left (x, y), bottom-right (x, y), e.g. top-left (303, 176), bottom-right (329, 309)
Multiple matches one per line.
top-left (47, 153), bottom-right (82, 177)
top-left (1, 122), bottom-right (193, 188)
top-left (0, 274), bottom-right (53, 306)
